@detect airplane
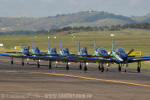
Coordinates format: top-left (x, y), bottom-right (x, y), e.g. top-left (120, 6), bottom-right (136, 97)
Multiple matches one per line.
top-left (89, 40), bottom-right (111, 71)
top-left (92, 40), bottom-right (150, 73)
top-left (1, 40), bottom-right (150, 73)
top-left (31, 41), bottom-right (44, 56)
top-left (77, 41), bottom-right (110, 71)
top-left (77, 41), bottom-right (91, 70)
top-left (5, 41), bottom-right (30, 55)
top-left (109, 40), bottom-right (150, 73)
top-left (78, 41), bottom-right (89, 56)
top-left (47, 39), bottom-right (59, 56)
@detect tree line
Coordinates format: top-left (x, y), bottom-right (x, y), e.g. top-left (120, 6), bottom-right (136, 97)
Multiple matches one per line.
top-left (0, 23), bottom-right (150, 35)
top-left (48, 23), bottom-right (150, 33)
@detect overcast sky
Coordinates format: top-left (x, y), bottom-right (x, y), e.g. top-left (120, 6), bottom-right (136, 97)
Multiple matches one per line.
top-left (0, 0), bottom-right (149, 17)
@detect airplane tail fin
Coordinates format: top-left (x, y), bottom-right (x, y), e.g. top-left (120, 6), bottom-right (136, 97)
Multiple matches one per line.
top-left (78, 41), bottom-right (80, 55)
top-left (94, 40), bottom-right (97, 52)
top-left (112, 40), bottom-right (115, 52)
top-left (94, 40), bottom-right (98, 55)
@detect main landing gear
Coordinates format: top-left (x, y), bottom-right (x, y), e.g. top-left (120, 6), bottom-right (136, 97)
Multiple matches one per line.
top-left (66, 62), bottom-right (69, 70)
top-left (37, 59), bottom-right (40, 68)
top-left (137, 62), bottom-right (141, 73)
top-left (79, 62), bottom-right (82, 70)
top-left (98, 63), bottom-right (104, 72)
top-left (118, 64), bottom-right (121, 72)
top-left (11, 56), bottom-right (13, 65)
top-left (48, 60), bottom-right (52, 69)
top-left (21, 57), bottom-right (24, 66)
top-left (84, 62), bottom-right (88, 71)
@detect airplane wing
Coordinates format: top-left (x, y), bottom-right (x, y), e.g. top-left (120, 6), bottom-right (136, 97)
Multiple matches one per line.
top-left (5, 51), bottom-right (22, 54)
top-left (0, 53), bottom-right (25, 58)
top-left (128, 56), bottom-right (150, 59)
top-left (0, 53), bottom-right (112, 64)
top-left (22, 55), bottom-right (112, 63)
top-left (127, 57), bottom-right (150, 63)
top-left (65, 56), bottom-right (112, 63)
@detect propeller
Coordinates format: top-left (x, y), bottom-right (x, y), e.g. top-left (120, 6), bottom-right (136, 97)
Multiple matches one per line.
top-left (127, 49), bottom-right (134, 56)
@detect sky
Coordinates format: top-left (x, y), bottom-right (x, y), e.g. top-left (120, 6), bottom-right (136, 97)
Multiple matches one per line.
top-left (0, 0), bottom-right (149, 17)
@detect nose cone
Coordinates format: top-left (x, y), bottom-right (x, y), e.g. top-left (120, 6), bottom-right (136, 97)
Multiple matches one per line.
top-left (120, 53), bottom-right (128, 60)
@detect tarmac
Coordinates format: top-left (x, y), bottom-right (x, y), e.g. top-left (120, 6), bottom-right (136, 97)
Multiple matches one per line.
top-left (0, 56), bottom-right (150, 100)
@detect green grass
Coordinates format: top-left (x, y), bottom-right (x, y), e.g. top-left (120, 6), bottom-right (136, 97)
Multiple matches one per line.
top-left (0, 29), bottom-right (150, 68)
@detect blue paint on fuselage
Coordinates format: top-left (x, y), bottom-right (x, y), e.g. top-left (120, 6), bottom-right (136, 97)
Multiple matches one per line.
top-left (48, 48), bottom-right (59, 56)
top-left (60, 48), bottom-right (70, 56)
top-left (21, 46), bottom-right (30, 55)
top-left (32, 47), bottom-right (41, 55)
top-left (98, 48), bottom-right (109, 57)
top-left (79, 48), bottom-right (88, 56)
top-left (116, 48), bottom-right (128, 60)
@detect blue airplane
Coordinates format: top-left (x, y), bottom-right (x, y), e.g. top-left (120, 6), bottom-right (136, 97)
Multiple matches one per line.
top-left (1, 40), bottom-right (150, 73)
top-left (78, 41), bottom-right (89, 56)
top-left (77, 41), bottom-right (110, 71)
top-left (77, 41), bottom-right (91, 70)
top-left (91, 40), bottom-right (150, 72)
top-left (59, 40), bottom-right (78, 70)
top-left (5, 41), bottom-right (30, 56)
top-left (93, 40), bottom-right (111, 71)
top-left (110, 40), bottom-right (150, 72)
top-left (31, 41), bottom-right (43, 55)
top-left (47, 39), bottom-right (59, 56)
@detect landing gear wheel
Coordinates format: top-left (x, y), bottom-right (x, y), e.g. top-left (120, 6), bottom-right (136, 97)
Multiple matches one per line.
top-left (101, 66), bottom-right (104, 72)
top-left (79, 63), bottom-right (82, 70)
top-left (84, 66), bottom-right (87, 71)
top-left (66, 64), bottom-right (69, 70)
top-left (125, 69), bottom-right (127, 72)
top-left (137, 67), bottom-right (141, 73)
top-left (118, 65), bottom-right (121, 72)
top-left (49, 62), bottom-right (52, 69)
top-left (37, 63), bottom-right (40, 68)
top-left (11, 61), bottom-right (13, 65)
top-left (22, 62), bottom-right (24, 66)
top-left (98, 65), bottom-right (101, 71)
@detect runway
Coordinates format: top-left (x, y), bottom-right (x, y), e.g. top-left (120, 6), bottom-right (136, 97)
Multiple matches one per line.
top-left (0, 56), bottom-right (150, 100)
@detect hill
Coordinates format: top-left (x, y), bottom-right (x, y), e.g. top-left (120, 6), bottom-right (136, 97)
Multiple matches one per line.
top-left (132, 14), bottom-right (150, 23)
top-left (0, 11), bottom-right (135, 32)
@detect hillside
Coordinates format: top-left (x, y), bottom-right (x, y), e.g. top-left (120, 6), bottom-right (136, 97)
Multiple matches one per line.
top-left (132, 14), bottom-right (150, 23)
top-left (0, 11), bottom-right (135, 32)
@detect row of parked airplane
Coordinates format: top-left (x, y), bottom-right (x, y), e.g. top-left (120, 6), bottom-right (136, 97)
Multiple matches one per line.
top-left (0, 40), bottom-right (150, 73)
